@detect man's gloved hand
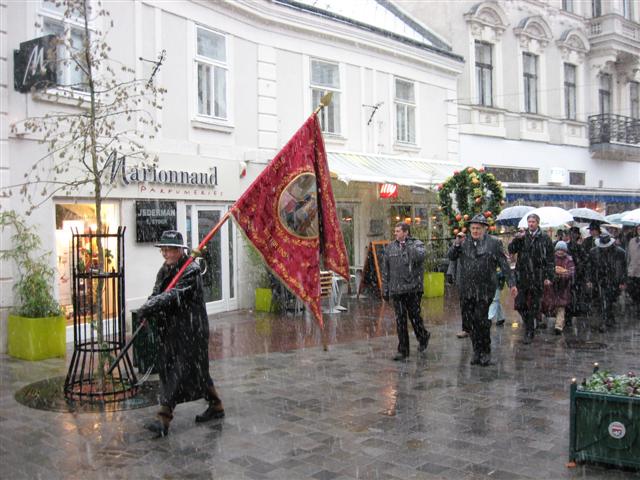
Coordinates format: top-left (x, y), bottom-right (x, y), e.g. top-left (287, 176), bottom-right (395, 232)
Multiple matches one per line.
top-left (446, 274), bottom-right (454, 285)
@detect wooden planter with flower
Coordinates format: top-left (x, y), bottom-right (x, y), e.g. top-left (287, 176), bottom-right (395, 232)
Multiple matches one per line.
top-left (569, 364), bottom-right (640, 469)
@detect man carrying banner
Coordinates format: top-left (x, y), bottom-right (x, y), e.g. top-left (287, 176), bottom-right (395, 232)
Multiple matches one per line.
top-left (136, 230), bottom-right (224, 438)
top-left (382, 222), bottom-right (431, 361)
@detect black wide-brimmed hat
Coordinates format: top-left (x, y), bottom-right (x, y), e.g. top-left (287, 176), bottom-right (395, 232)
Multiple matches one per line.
top-left (588, 221), bottom-right (602, 231)
top-left (154, 230), bottom-right (187, 248)
top-left (468, 214), bottom-right (489, 226)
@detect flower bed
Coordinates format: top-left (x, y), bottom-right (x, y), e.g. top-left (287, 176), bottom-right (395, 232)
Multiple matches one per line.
top-left (569, 364), bottom-right (640, 470)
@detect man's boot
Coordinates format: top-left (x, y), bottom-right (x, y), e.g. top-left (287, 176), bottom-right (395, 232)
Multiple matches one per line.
top-left (470, 351), bottom-right (481, 365)
top-left (145, 405), bottom-right (172, 437)
top-left (479, 352), bottom-right (491, 367)
top-left (523, 330), bottom-right (534, 344)
top-left (196, 385), bottom-right (225, 423)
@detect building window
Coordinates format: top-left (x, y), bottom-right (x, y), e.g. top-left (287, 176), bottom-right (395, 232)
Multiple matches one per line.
top-left (40, 1), bottom-right (89, 91)
top-left (310, 59), bottom-right (341, 134)
top-left (622, 0), bottom-right (632, 20)
top-left (196, 26), bottom-right (227, 119)
top-left (562, 0), bottom-right (574, 13)
top-left (569, 171), bottom-right (586, 186)
top-left (523, 53), bottom-right (538, 114)
top-left (564, 64), bottom-right (577, 120)
top-left (599, 73), bottom-right (611, 115)
top-left (485, 166), bottom-right (539, 184)
top-left (631, 82), bottom-right (639, 119)
top-left (592, 0), bottom-right (601, 17)
top-left (395, 78), bottom-right (416, 143)
top-left (475, 41), bottom-right (493, 106)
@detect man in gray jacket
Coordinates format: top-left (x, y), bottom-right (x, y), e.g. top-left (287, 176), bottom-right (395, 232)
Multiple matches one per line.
top-left (448, 215), bottom-right (515, 366)
top-left (382, 222), bottom-right (431, 361)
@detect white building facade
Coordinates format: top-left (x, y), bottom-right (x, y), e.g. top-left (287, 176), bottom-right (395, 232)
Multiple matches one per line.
top-left (0, 0), bottom-right (463, 351)
top-left (401, 0), bottom-right (640, 211)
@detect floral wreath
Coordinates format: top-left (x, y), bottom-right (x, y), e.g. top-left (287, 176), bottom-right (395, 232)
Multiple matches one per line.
top-left (437, 166), bottom-right (505, 237)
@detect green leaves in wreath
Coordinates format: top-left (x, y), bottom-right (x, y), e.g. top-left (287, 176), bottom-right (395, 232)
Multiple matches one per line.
top-left (436, 166), bottom-right (505, 237)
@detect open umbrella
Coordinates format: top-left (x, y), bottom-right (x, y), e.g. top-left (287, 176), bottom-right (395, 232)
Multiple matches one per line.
top-left (605, 213), bottom-right (624, 223)
top-left (496, 205), bottom-right (535, 226)
top-left (620, 209), bottom-right (640, 226)
top-left (517, 206), bottom-right (574, 229)
top-left (569, 208), bottom-right (606, 224)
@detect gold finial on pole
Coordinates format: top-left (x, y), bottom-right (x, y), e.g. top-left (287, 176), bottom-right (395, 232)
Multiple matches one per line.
top-left (313, 91), bottom-right (333, 115)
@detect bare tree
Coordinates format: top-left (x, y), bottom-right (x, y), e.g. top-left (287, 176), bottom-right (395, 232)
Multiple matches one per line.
top-left (6, 0), bottom-right (165, 383)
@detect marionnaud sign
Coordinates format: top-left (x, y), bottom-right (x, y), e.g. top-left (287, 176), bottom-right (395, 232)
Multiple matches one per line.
top-left (107, 151), bottom-right (218, 188)
top-left (14, 35), bottom-right (58, 92)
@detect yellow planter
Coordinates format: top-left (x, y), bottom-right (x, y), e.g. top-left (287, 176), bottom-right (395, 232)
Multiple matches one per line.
top-left (423, 272), bottom-right (445, 298)
top-left (7, 314), bottom-right (66, 361)
top-left (255, 288), bottom-right (273, 312)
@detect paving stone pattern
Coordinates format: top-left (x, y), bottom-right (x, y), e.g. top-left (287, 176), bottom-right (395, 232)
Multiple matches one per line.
top-left (1, 293), bottom-right (639, 479)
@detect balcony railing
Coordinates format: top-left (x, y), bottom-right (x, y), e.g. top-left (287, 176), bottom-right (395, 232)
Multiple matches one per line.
top-left (588, 114), bottom-right (640, 146)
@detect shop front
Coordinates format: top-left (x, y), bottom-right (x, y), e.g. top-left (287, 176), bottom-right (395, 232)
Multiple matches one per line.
top-left (51, 152), bottom-right (241, 339)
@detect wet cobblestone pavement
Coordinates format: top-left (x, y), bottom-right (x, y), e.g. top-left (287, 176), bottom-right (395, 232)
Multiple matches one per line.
top-left (1, 291), bottom-right (639, 479)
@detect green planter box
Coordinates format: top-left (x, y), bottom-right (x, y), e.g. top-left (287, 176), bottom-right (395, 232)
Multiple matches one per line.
top-left (255, 288), bottom-right (273, 312)
top-left (423, 272), bottom-right (444, 298)
top-left (131, 310), bottom-right (158, 374)
top-left (570, 382), bottom-right (640, 469)
top-left (7, 314), bottom-right (66, 361)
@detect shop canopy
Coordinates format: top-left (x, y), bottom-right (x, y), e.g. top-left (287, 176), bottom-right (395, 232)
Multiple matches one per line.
top-left (326, 152), bottom-right (459, 188)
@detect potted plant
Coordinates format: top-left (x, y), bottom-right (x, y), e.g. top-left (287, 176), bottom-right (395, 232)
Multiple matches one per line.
top-left (0, 211), bottom-right (65, 360)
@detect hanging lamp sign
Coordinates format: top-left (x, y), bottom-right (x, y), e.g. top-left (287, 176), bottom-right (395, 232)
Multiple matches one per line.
top-left (379, 183), bottom-right (398, 199)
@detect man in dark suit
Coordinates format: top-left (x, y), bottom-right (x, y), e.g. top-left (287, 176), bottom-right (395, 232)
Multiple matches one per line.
top-left (448, 215), bottom-right (515, 366)
top-left (508, 213), bottom-right (555, 344)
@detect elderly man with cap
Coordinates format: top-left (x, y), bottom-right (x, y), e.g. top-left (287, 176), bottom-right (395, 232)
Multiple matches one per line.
top-left (508, 213), bottom-right (555, 344)
top-left (136, 230), bottom-right (224, 437)
top-left (587, 233), bottom-right (626, 332)
top-left (448, 214), bottom-right (515, 366)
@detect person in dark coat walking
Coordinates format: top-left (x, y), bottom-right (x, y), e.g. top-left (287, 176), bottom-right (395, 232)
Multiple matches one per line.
top-left (508, 213), bottom-right (555, 344)
top-left (566, 226), bottom-right (589, 324)
top-left (382, 222), bottom-right (431, 361)
top-left (136, 231), bottom-right (224, 437)
top-left (587, 233), bottom-right (626, 332)
top-left (448, 215), bottom-right (515, 366)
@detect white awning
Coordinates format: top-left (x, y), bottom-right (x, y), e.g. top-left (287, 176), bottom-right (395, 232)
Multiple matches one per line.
top-left (326, 152), bottom-right (459, 188)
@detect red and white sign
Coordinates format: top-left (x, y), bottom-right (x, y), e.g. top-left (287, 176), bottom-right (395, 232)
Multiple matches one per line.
top-left (379, 183), bottom-right (398, 199)
top-left (608, 421), bottom-right (626, 439)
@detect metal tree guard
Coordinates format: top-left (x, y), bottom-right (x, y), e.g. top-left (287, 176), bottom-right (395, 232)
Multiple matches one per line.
top-left (65, 227), bottom-right (138, 402)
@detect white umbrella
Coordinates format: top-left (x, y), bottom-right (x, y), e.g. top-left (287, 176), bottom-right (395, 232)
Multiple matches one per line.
top-left (517, 206), bottom-right (574, 229)
top-left (496, 205), bottom-right (535, 226)
top-left (605, 212), bottom-right (624, 223)
top-left (620, 209), bottom-right (640, 225)
top-left (569, 208), bottom-right (606, 224)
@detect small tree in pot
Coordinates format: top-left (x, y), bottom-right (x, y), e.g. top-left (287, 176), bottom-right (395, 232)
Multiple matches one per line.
top-left (1, 211), bottom-right (65, 360)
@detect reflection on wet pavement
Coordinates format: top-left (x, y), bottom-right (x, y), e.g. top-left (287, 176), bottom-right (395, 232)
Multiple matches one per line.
top-left (1, 290), bottom-right (639, 479)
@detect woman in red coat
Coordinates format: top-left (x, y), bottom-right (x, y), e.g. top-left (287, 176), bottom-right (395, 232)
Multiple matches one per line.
top-left (550, 241), bottom-right (575, 334)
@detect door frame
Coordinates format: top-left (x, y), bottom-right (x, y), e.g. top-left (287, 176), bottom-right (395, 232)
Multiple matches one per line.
top-left (190, 204), bottom-right (238, 315)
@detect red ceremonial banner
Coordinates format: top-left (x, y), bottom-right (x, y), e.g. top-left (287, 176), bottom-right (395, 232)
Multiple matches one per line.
top-left (231, 114), bottom-right (349, 327)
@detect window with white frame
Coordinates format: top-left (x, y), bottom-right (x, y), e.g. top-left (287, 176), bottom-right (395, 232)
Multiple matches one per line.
top-left (310, 59), bottom-right (341, 134)
top-left (562, 0), bottom-right (574, 13)
top-left (395, 78), bottom-right (416, 144)
top-left (196, 26), bottom-right (227, 119)
top-left (564, 63), bottom-right (577, 120)
top-left (523, 53), bottom-right (538, 114)
top-left (630, 81), bottom-right (639, 119)
top-left (475, 41), bottom-right (493, 106)
top-left (599, 73), bottom-right (611, 115)
top-left (40, 0), bottom-right (89, 91)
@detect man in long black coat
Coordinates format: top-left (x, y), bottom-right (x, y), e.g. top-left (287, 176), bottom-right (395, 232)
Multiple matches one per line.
top-left (136, 230), bottom-right (224, 437)
top-left (566, 226), bottom-right (590, 323)
top-left (508, 213), bottom-right (555, 344)
top-left (448, 215), bottom-right (515, 366)
top-left (587, 233), bottom-right (626, 332)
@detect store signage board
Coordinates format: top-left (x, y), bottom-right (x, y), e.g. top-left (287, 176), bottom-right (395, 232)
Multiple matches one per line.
top-left (14, 35), bottom-right (58, 92)
top-left (379, 183), bottom-right (398, 199)
top-left (135, 200), bottom-right (177, 243)
top-left (107, 151), bottom-right (218, 188)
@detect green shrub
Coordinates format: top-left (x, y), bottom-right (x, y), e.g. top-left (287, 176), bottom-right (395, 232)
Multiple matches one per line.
top-left (0, 211), bottom-right (62, 318)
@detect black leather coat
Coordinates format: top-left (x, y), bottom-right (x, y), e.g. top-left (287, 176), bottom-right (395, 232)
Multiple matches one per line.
top-left (508, 230), bottom-right (555, 292)
top-left (382, 237), bottom-right (426, 296)
top-left (137, 255), bottom-right (211, 407)
top-left (448, 234), bottom-right (513, 300)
